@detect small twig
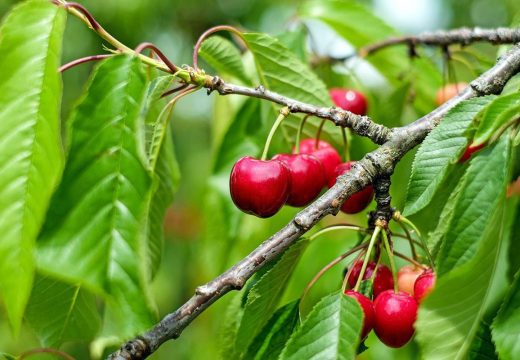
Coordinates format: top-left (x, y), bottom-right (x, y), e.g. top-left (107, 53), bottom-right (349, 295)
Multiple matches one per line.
top-left (359, 27), bottom-right (520, 57)
top-left (59, 54), bottom-right (112, 72)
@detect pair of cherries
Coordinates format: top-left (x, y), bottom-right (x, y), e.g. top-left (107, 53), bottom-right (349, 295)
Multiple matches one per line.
top-left (344, 261), bottom-right (436, 348)
top-left (229, 88), bottom-right (373, 218)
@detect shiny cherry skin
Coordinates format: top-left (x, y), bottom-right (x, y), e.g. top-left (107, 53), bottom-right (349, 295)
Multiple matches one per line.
top-left (414, 269), bottom-right (436, 303)
top-left (329, 88), bottom-right (368, 116)
top-left (229, 156), bottom-right (290, 218)
top-left (296, 139), bottom-right (342, 184)
top-left (347, 261), bottom-right (394, 299)
top-left (374, 290), bottom-right (418, 348)
top-left (344, 290), bottom-right (375, 340)
top-left (272, 153), bottom-right (325, 207)
top-left (397, 265), bottom-right (426, 295)
top-left (328, 162), bottom-right (374, 214)
top-left (459, 142), bottom-right (486, 163)
top-left (435, 82), bottom-right (468, 105)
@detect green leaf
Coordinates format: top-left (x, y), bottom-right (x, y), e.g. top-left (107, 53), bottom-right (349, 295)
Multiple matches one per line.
top-left (492, 268), bottom-right (520, 359)
top-left (242, 32), bottom-right (331, 106)
top-left (0, 353), bottom-right (15, 360)
top-left (146, 127), bottom-right (180, 278)
top-left (245, 300), bottom-right (300, 360)
top-left (219, 293), bottom-right (245, 359)
top-left (300, 0), bottom-right (442, 114)
top-left (277, 27), bottom-right (308, 63)
top-left (416, 198), bottom-right (507, 360)
top-left (428, 167), bottom-right (468, 254)
top-left (437, 136), bottom-right (512, 274)
top-left (25, 274), bottom-right (101, 347)
top-left (37, 55), bottom-right (156, 335)
top-left (0, 0), bottom-right (66, 332)
top-left (199, 35), bottom-right (250, 84)
top-left (141, 75), bottom-right (180, 278)
top-left (234, 238), bottom-right (309, 354)
top-left (404, 96), bottom-right (496, 216)
top-left (280, 291), bottom-right (362, 360)
top-left (474, 92), bottom-right (520, 146)
top-left (469, 320), bottom-right (498, 360)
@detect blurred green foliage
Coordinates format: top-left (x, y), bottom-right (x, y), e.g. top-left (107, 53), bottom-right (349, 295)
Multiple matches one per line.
top-left (0, 0), bottom-right (519, 359)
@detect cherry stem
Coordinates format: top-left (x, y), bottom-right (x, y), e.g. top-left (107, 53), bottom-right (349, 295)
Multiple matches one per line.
top-left (341, 249), bottom-right (366, 294)
top-left (394, 213), bottom-right (435, 269)
top-left (59, 54), bottom-right (113, 72)
top-left (381, 229), bottom-right (399, 292)
top-left (161, 83), bottom-right (189, 98)
top-left (55, 1), bottom-right (175, 73)
top-left (150, 86), bottom-right (200, 169)
top-left (301, 243), bottom-right (368, 310)
top-left (19, 348), bottom-right (74, 360)
top-left (354, 226), bottom-right (381, 292)
top-left (309, 224), bottom-right (367, 241)
top-left (397, 220), bottom-right (418, 260)
top-left (193, 25), bottom-right (247, 70)
top-left (394, 251), bottom-right (428, 269)
top-left (314, 118), bottom-right (326, 150)
top-left (295, 115), bottom-right (311, 154)
top-left (261, 107), bottom-right (290, 161)
top-left (392, 232), bottom-right (425, 250)
top-left (133, 42), bottom-right (180, 73)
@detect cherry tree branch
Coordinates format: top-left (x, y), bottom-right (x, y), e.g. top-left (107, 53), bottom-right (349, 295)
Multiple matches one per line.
top-left (359, 27), bottom-right (520, 57)
top-left (108, 43), bottom-right (520, 360)
top-left (205, 76), bottom-right (392, 144)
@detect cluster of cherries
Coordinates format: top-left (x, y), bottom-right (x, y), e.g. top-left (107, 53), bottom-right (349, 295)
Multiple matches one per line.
top-left (229, 88), bottom-right (373, 217)
top-left (344, 261), bottom-right (436, 348)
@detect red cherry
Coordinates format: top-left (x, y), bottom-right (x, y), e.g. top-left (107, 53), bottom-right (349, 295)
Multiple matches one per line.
top-left (344, 290), bottom-right (375, 340)
top-left (327, 162), bottom-right (374, 214)
top-left (414, 269), bottom-right (436, 303)
top-left (397, 265), bottom-right (425, 295)
top-left (272, 153), bottom-right (325, 207)
top-left (329, 88), bottom-right (368, 115)
top-left (435, 82), bottom-right (468, 106)
top-left (374, 290), bottom-right (418, 348)
top-left (347, 261), bottom-right (394, 299)
top-left (459, 142), bottom-right (486, 163)
top-left (296, 139), bottom-right (342, 184)
top-left (229, 156), bottom-right (290, 218)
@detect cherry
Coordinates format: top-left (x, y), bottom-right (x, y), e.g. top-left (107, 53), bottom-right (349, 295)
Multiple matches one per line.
top-left (344, 290), bottom-right (375, 340)
top-left (397, 265), bottom-right (425, 295)
top-left (435, 82), bottom-right (468, 105)
top-left (329, 88), bottom-right (368, 115)
top-left (272, 153), bottom-right (325, 207)
top-left (459, 142), bottom-right (485, 163)
top-left (327, 162), bottom-right (374, 214)
top-left (373, 290), bottom-right (418, 348)
top-left (229, 156), bottom-right (290, 218)
top-left (296, 139), bottom-right (342, 184)
top-left (347, 261), bottom-right (394, 299)
top-left (414, 269), bottom-right (436, 303)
